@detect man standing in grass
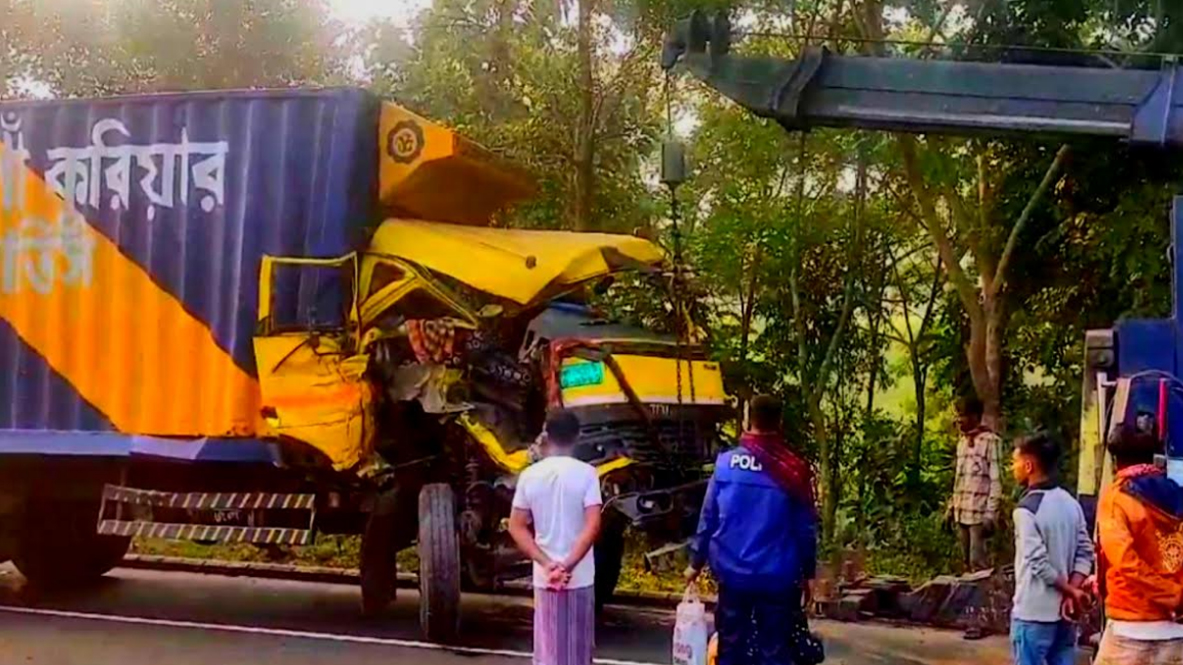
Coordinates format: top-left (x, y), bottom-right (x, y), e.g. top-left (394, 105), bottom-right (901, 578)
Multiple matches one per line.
top-left (1009, 432), bottom-right (1094, 665)
top-left (509, 409), bottom-right (602, 665)
top-left (949, 397), bottom-right (1004, 575)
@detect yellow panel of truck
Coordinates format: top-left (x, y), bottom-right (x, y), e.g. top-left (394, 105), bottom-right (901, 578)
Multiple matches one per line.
top-left (1078, 388), bottom-right (1102, 497)
top-left (253, 335), bottom-right (375, 471)
top-left (379, 103), bottom-right (534, 225)
top-left (368, 219), bottom-right (665, 305)
top-left (560, 355), bottom-right (727, 408)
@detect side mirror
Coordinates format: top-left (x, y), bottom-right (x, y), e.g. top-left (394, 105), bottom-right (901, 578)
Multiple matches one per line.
top-left (477, 304), bottom-right (504, 318)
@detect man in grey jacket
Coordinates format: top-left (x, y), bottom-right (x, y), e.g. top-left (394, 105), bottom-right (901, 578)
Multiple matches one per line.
top-left (1009, 432), bottom-right (1094, 665)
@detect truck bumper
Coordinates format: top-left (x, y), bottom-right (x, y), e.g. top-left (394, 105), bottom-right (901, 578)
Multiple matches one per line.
top-left (604, 479), bottom-right (707, 537)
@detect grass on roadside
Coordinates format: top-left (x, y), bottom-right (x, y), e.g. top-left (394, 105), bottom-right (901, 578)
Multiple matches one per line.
top-left (131, 535), bottom-right (363, 569)
top-left (132, 530), bottom-right (697, 594)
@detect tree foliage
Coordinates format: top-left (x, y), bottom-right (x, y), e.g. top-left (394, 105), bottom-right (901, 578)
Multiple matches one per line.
top-left (0, 0), bottom-right (350, 97)
top-left (377, 0), bottom-right (665, 233)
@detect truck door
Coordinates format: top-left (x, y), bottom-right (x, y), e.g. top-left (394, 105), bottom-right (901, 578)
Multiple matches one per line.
top-left (253, 255), bottom-right (375, 471)
top-left (355, 256), bottom-right (479, 338)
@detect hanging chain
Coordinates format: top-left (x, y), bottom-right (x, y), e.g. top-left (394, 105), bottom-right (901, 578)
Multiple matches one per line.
top-left (664, 70), bottom-right (674, 141)
top-left (663, 69), bottom-right (698, 459)
top-left (665, 71), bottom-right (686, 447)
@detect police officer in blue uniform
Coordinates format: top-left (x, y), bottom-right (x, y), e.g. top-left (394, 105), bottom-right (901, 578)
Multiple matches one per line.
top-left (686, 396), bottom-right (819, 665)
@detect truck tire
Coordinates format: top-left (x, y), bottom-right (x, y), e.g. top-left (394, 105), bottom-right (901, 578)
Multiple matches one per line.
top-left (418, 483), bottom-right (461, 642)
top-left (13, 500), bottom-right (130, 589)
top-left (594, 524), bottom-right (626, 613)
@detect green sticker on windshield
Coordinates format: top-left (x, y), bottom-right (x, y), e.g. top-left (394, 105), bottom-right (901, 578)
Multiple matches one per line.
top-left (560, 361), bottom-right (605, 389)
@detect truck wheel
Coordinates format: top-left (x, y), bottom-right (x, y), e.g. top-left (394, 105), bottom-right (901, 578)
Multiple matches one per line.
top-left (360, 489), bottom-right (400, 616)
top-left (595, 524), bottom-right (626, 613)
top-left (13, 500), bottom-right (130, 589)
top-left (418, 483), bottom-right (461, 642)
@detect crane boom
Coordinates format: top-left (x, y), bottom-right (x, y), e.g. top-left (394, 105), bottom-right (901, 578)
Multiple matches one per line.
top-left (662, 11), bottom-right (1183, 490)
top-left (662, 11), bottom-right (1183, 147)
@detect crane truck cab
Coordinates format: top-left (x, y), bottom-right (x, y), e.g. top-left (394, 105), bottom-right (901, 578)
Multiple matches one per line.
top-left (1074, 200), bottom-right (1183, 646)
top-left (1077, 198), bottom-right (1183, 521)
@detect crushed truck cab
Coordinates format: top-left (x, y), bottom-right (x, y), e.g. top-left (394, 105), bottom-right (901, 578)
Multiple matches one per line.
top-left (0, 87), bottom-right (730, 644)
top-left (248, 107), bottom-right (730, 626)
top-left (253, 214), bottom-right (728, 617)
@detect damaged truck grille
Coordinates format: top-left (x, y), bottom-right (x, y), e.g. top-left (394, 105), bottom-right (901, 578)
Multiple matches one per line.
top-left (574, 413), bottom-right (717, 470)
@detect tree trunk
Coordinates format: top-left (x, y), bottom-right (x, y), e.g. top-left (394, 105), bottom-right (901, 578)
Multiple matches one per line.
top-left (831, 403), bottom-right (845, 547)
top-left (573, 0), bottom-right (596, 231)
top-left (737, 244), bottom-right (761, 378)
top-left (480, 0), bottom-right (518, 115)
top-left (811, 396), bottom-right (837, 544)
top-left (855, 462), bottom-right (867, 551)
top-left (911, 360), bottom-right (927, 486)
top-left (909, 260), bottom-right (942, 487)
top-left (861, 323), bottom-right (878, 552)
top-left (967, 291), bottom-right (1005, 430)
top-left (809, 141), bottom-right (865, 545)
top-left (983, 294), bottom-right (1006, 429)
top-left (736, 244), bottom-right (762, 428)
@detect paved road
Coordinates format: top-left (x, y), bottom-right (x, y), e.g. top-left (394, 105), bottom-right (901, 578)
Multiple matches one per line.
top-left (0, 564), bottom-right (1011, 664)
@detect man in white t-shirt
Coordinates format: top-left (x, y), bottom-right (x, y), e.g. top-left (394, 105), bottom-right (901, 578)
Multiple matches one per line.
top-left (509, 409), bottom-right (603, 665)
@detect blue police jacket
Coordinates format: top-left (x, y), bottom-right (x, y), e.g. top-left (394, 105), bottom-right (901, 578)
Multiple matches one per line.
top-left (690, 446), bottom-right (818, 592)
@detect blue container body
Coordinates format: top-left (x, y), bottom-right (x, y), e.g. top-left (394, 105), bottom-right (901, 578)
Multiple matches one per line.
top-left (0, 88), bottom-right (378, 452)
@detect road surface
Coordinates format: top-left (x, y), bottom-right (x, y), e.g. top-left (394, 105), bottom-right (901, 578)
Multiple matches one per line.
top-left (0, 564), bottom-right (1011, 664)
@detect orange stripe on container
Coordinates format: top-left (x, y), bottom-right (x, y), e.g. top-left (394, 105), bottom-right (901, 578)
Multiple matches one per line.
top-left (264, 384), bottom-right (364, 410)
top-left (0, 144), bottom-right (262, 436)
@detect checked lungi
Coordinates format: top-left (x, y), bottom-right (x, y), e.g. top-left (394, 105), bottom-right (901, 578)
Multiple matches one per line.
top-left (533, 586), bottom-right (595, 665)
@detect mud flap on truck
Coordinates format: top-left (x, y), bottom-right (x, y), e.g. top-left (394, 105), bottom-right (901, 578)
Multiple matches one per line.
top-left (0, 493), bottom-right (18, 564)
top-left (595, 518), bottom-right (626, 612)
top-left (360, 484), bottom-right (418, 616)
top-left (97, 485), bottom-right (316, 545)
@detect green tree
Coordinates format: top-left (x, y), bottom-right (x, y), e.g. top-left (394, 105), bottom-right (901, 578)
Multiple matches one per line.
top-left (1, 0), bottom-right (349, 98)
top-left (684, 78), bottom-right (890, 540)
top-left (379, 0), bottom-right (664, 233)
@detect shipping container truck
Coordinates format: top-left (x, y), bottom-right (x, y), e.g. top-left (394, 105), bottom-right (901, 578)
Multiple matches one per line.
top-left (0, 88), bottom-right (728, 641)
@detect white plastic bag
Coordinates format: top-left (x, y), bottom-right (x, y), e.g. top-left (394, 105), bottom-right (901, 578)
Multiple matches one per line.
top-left (672, 586), bottom-right (709, 665)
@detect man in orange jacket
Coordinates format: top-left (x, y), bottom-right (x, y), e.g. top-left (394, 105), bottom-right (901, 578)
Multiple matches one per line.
top-left (1095, 426), bottom-right (1183, 664)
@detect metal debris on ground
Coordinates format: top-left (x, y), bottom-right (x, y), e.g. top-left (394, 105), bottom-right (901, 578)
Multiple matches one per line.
top-left (812, 553), bottom-right (1017, 635)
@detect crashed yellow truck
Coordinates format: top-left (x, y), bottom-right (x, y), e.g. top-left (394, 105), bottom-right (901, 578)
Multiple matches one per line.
top-left (0, 88), bottom-right (729, 642)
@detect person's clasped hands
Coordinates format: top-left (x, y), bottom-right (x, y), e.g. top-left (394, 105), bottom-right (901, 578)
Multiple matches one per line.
top-left (1059, 574), bottom-right (1095, 622)
top-left (545, 560), bottom-right (572, 590)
